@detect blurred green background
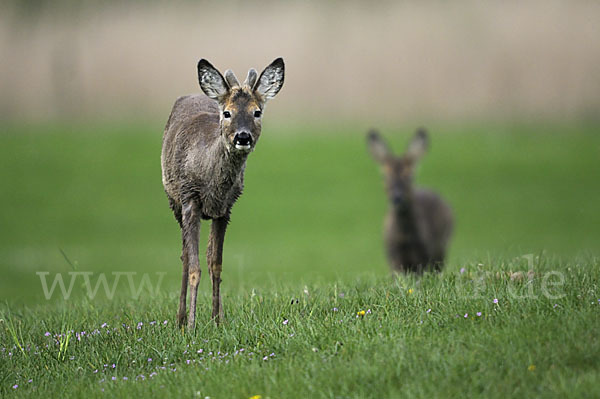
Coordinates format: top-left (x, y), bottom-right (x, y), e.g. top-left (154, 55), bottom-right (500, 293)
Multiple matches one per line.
top-left (1, 1), bottom-right (599, 305)
top-left (1, 122), bottom-right (598, 305)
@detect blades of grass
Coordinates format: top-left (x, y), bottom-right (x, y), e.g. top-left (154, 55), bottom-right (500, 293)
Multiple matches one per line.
top-left (2, 310), bottom-right (27, 358)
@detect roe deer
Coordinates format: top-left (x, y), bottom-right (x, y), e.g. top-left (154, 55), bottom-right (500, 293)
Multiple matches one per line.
top-left (161, 58), bottom-right (285, 329)
top-left (367, 128), bottom-right (453, 274)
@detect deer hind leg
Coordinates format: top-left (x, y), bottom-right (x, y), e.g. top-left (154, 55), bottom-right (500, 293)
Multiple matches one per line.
top-left (181, 199), bottom-right (201, 331)
top-left (207, 215), bottom-right (228, 324)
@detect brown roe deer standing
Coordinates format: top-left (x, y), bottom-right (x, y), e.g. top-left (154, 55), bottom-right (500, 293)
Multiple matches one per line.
top-left (367, 129), bottom-right (453, 273)
top-left (161, 58), bottom-right (284, 329)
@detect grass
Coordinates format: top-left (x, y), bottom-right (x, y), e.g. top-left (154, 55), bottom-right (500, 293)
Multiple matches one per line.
top-left (2, 260), bottom-right (600, 398)
top-left (0, 122), bottom-right (599, 397)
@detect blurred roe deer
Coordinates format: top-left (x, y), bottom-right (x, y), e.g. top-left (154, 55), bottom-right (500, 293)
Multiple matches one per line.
top-left (367, 128), bottom-right (453, 273)
top-left (161, 58), bottom-right (284, 329)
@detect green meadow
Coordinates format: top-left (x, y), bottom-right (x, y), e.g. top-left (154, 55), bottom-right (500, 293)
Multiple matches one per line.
top-left (1, 122), bottom-right (599, 398)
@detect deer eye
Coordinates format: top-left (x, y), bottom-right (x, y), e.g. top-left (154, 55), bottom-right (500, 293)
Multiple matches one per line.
top-left (254, 110), bottom-right (262, 118)
top-left (223, 111), bottom-right (231, 118)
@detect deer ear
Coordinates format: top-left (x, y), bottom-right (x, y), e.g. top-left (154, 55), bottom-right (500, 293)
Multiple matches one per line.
top-left (254, 58), bottom-right (285, 101)
top-left (197, 59), bottom-right (229, 101)
top-left (367, 129), bottom-right (393, 163)
top-left (405, 128), bottom-right (429, 162)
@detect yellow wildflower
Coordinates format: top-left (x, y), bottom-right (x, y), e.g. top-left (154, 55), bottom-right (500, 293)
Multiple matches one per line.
top-left (249, 395), bottom-right (262, 399)
top-left (408, 289), bottom-right (414, 294)
top-left (528, 364), bottom-right (536, 372)
top-left (357, 310), bottom-right (366, 317)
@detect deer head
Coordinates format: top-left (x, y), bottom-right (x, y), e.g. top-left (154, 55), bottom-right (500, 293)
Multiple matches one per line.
top-left (367, 128), bottom-right (429, 210)
top-left (197, 58), bottom-right (285, 153)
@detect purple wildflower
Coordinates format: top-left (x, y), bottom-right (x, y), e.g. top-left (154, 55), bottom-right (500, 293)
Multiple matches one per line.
top-left (263, 355), bottom-right (268, 360)
top-left (148, 358), bottom-right (152, 362)
top-left (464, 313), bottom-right (468, 318)
top-left (123, 377), bottom-right (128, 381)
top-left (44, 332), bottom-right (51, 337)
top-left (282, 319), bottom-right (289, 325)
top-left (332, 307), bottom-right (338, 312)
top-left (101, 323), bottom-right (107, 328)
top-left (197, 349), bottom-right (203, 354)
top-left (493, 298), bottom-right (499, 304)
top-left (426, 308), bottom-right (432, 313)
top-left (150, 321), bottom-right (156, 325)
top-left (111, 364), bottom-right (116, 369)
top-left (476, 312), bottom-right (482, 317)
top-left (137, 322), bottom-right (143, 329)
top-left (460, 267), bottom-right (466, 274)
top-left (111, 377), bottom-right (116, 381)
top-left (28, 379), bottom-right (33, 383)
top-left (163, 320), bottom-right (168, 325)
top-left (12, 384), bottom-right (18, 389)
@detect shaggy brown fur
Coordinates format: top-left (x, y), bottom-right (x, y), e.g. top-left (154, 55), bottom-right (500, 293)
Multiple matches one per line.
top-left (367, 128), bottom-right (453, 274)
top-left (161, 58), bottom-right (284, 329)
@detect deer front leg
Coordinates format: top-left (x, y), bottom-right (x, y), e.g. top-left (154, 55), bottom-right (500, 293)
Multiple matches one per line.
top-left (207, 215), bottom-right (228, 324)
top-left (181, 199), bottom-right (201, 331)
top-left (177, 242), bottom-right (189, 328)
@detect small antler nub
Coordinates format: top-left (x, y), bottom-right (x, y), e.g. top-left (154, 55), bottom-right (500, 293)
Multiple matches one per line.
top-left (244, 68), bottom-right (258, 89)
top-left (224, 70), bottom-right (240, 88)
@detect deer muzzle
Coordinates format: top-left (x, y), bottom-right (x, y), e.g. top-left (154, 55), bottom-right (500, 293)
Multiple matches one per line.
top-left (233, 131), bottom-right (253, 151)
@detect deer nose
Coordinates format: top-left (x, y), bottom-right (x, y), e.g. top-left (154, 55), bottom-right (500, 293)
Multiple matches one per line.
top-left (391, 188), bottom-right (404, 205)
top-left (234, 132), bottom-right (252, 146)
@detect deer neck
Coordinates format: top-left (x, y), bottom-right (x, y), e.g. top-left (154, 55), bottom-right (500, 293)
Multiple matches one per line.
top-left (393, 197), bottom-right (420, 237)
top-left (208, 133), bottom-right (249, 181)
top-left (393, 199), bottom-right (430, 260)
